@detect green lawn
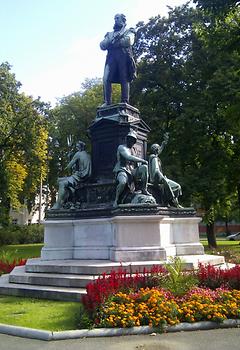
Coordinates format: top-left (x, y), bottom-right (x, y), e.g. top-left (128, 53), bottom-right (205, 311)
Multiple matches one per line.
top-left (200, 239), bottom-right (240, 264)
top-left (0, 295), bottom-right (82, 331)
top-left (0, 244), bottom-right (89, 331)
top-left (0, 243), bottom-right (43, 260)
top-left (200, 239), bottom-right (239, 246)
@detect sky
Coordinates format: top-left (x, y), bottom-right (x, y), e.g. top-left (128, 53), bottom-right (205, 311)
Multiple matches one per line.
top-left (0, 0), bottom-right (190, 106)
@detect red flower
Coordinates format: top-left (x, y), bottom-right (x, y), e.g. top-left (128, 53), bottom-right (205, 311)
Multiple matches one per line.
top-left (0, 258), bottom-right (27, 274)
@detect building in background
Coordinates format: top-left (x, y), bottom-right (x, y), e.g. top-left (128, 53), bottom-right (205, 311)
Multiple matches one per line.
top-left (9, 188), bottom-right (47, 225)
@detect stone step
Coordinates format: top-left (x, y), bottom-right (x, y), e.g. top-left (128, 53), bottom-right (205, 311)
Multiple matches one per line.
top-left (0, 274), bottom-right (86, 302)
top-left (25, 258), bottom-right (149, 274)
top-left (25, 255), bottom-right (226, 275)
top-left (9, 266), bottom-right (97, 288)
top-left (219, 263), bottom-right (236, 269)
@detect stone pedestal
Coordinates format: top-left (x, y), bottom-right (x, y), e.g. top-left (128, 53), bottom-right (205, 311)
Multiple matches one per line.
top-left (88, 103), bottom-right (150, 181)
top-left (41, 214), bottom-right (204, 262)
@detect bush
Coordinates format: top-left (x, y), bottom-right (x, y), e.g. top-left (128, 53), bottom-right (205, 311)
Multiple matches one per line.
top-left (0, 224), bottom-right (44, 246)
top-left (161, 257), bottom-right (198, 296)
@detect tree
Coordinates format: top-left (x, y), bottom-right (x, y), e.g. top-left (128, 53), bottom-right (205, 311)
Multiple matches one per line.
top-left (193, 0), bottom-right (240, 245)
top-left (194, 0), bottom-right (239, 15)
top-left (0, 62), bottom-right (49, 225)
top-left (131, 3), bottom-right (240, 248)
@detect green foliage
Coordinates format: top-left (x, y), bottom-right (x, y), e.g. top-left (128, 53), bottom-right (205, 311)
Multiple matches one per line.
top-left (0, 249), bottom-right (18, 263)
top-left (162, 257), bottom-right (198, 296)
top-left (132, 3), bottom-right (240, 246)
top-left (50, 78), bottom-right (120, 153)
top-left (77, 305), bottom-right (93, 329)
top-left (0, 243), bottom-right (43, 260)
top-left (194, 0), bottom-right (239, 16)
top-left (0, 224), bottom-right (44, 246)
top-left (0, 62), bottom-right (49, 224)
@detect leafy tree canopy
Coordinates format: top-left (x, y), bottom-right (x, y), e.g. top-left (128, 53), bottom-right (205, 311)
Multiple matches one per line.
top-left (0, 62), bottom-right (49, 224)
top-left (132, 2), bottom-right (240, 247)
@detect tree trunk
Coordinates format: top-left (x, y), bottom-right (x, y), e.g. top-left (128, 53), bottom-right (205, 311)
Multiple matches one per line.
top-left (237, 183), bottom-right (240, 207)
top-left (225, 220), bottom-right (230, 235)
top-left (237, 183), bottom-right (240, 218)
top-left (0, 198), bottom-right (11, 226)
top-left (206, 222), bottom-right (217, 249)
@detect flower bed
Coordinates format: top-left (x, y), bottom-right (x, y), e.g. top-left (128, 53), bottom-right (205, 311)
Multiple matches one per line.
top-left (98, 288), bottom-right (240, 328)
top-left (0, 258), bottom-right (27, 275)
top-left (82, 266), bottom-right (166, 313)
top-left (197, 263), bottom-right (240, 289)
top-left (82, 261), bottom-right (240, 329)
top-left (0, 252), bottom-right (27, 275)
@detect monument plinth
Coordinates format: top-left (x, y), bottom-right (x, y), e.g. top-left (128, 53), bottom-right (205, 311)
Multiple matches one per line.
top-left (89, 103), bottom-right (150, 182)
top-left (41, 212), bottom-right (203, 262)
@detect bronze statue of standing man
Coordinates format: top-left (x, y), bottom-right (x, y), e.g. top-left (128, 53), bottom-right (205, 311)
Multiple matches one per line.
top-left (100, 14), bottom-right (136, 106)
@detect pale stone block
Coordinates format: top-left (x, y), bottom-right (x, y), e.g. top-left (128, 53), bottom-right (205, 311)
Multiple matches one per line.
top-left (110, 246), bottom-right (166, 262)
top-left (73, 246), bottom-right (110, 260)
top-left (111, 216), bottom-right (160, 247)
top-left (175, 243), bottom-right (204, 256)
top-left (111, 215), bottom-right (168, 247)
top-left (169, 217), bottom-right (202, 243)
top-left (73, 219), bottom-right (113, 247)
top-left (41, 247), bottom-right (73, 260)
top-left (41, 214), bottom-right (204, 261)
top-left (44, 220), bottom-right (74, 248)
top-left (164, 245), bottom-right (177, 257)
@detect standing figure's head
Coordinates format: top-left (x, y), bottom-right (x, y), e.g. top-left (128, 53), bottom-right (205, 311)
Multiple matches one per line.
top-left (126, 130), bottom-right (137, 148)
top-left (151, 143), bottom-right (161, 155)
top-left (76, 140), bottom-right (86, 151)
top-left (114, 13), bottom-right (126, 31)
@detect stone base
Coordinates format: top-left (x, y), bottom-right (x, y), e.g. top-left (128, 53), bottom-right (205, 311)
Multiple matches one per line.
top-left (41, 214), bottom-right (204, 262)
top-left (110, 246), bottom-right (167, 262)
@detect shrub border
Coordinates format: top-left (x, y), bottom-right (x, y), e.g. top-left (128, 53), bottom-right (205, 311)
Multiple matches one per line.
top-left (0, 319), bottom-right (239, 341)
